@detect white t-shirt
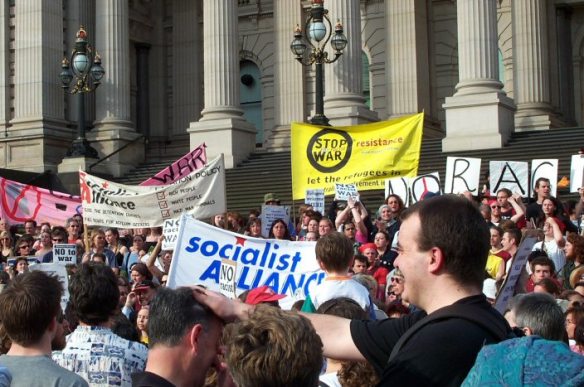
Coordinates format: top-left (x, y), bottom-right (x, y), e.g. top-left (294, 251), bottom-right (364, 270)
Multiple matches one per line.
top-left (311, 278), bottom-right (371, 311)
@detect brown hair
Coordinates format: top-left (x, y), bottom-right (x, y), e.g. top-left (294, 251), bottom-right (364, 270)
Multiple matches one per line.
top-left (567, 233), bottom-right (584, 264)
top-left (402, 195), bottom-right (489, 288)
top-left (315, 232), bottom-right (354, 272)
top-left (0, 271), bottom-right (62, 346)
top-left (223, 304), bottom-right (323, 387)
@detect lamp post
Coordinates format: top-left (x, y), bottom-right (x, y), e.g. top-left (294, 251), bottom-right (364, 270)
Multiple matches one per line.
top-left (290, 0), bottom-right (347, 126)
top-left (59, 26), bottom-right (105, 158)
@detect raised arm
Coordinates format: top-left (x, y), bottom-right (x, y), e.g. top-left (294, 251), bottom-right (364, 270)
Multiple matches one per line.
top-left (508, 194), bottom-right (526, 224)
top-left (546, 217), bottom-right (565, 247)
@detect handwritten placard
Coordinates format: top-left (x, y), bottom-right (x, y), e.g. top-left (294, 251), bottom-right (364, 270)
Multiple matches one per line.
top-left (334, 183), bottom-right (359, 201)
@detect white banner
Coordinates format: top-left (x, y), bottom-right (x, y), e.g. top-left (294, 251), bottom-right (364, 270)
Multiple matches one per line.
top-left (489, 161), bottom-right (529, 197)
top-left (30, 263), bottom-right (70, 312)
top-left (570, 154), bottom-right (584, 193)
top-left (79, 155), bottom-right (226, 228)
top-left (444, 157), bottom-right (481, 195)
top-left (167, 215), bottom-right (323, 309)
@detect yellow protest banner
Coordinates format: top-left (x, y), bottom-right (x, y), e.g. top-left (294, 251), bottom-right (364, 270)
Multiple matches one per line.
top-left (291, 113), bottom-right (424, 199)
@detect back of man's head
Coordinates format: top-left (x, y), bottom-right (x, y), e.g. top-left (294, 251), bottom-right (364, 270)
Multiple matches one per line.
top-left (69, 263), bottom-right (119, 325)
top-left (148, 287), bottom-right (213, 347)
top-left (0, 271), bottom-right (62, 346)
top-left (315, 232), bottom-right (353, 273)
top-left (513, 293), bottom-right (565, 341)
top-left (402, 194), bottom-right (489, 288)
top-left (223, 304), bottom-right (323, 387)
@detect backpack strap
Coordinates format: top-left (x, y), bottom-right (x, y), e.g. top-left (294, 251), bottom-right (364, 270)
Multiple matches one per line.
top-left (387, 304), bottom-right (511, 364)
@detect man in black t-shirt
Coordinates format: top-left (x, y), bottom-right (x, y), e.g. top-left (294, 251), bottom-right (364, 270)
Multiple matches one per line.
top-left (192, 195), bottom-right (512, 386)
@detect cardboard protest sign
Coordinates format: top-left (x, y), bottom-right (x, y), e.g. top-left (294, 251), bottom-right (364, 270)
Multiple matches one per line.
top-left (30, 263), bottom-right (69, 312)
top-left (489, 161), bottom-right (529, 197)
top-left (385, 177), bottom-right (410, 207)
top-left (409, 172), bottom-right (441, 204)
top-left (167, 215), bottom-right (322, 309)
top-left (260, 205), bottom-right (290, 238)
top-left (0, 177), bottom-right (81, 225)
top-left (494, 230), bottom-right (539, 314)
top-left (219, 259), bottom-right (238, 299)
top-left (79, 155), bottom-right (226, 228)
top-left (570, 154), bottom-right (584, 193)
top-left (53, 244), bottom-right (77, 265)
top-left (334, 183), bottom-right (359, 201)
top-left (162, 218), bottom-right (181, 250)
top-left (444, 157), bottom-right (481, 195)
top-left (305, 189), bottom-right (325, 214)
top-left (291, 113), bottom-right (424, 199)
top-left (531, 159), bottom-right (558, 197)
top-left (140, 143), bottom-right (207, 186)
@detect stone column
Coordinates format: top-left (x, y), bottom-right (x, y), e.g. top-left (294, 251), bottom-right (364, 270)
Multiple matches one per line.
top-left (512, 0), bottom-right (559, 130)
top-left (188, 0), bottom-right (255, 168)
top-left (442, 0), bottom-right (515, 152)
top-left (172, 0), bottom-right (201, 139)
top-left (0, 1), bottom-right (8, 132)
top-left (386, 0), bottom-right (431, 117)
top-left (8, 0), bottom-right (68, 171)
top-left (266, 0), bottom-right (304, 150)
top-left (86, 0), bottom-right (142, 177)
top-left (324, 0), bottom-right (377, 125)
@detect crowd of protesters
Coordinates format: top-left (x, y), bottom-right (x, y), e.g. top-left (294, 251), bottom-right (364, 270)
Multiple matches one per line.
top-left (0, 177), bottom-right (583, 386)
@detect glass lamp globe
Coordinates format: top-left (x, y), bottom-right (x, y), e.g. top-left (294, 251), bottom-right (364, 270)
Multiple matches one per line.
top-left (308, 21), bottom-right (326, 42)
top-left (73, 53), bottom-right (90, 74)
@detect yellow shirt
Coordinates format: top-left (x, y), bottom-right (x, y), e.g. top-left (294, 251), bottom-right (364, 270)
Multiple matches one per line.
top-left (485, 254), bottom-right (503, 280)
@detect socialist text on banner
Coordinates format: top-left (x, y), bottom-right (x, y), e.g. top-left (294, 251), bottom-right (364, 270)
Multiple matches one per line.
top-left (167, 215), bottom-right (323, 309)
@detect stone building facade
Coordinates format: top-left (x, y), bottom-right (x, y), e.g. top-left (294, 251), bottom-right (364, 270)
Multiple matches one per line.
top-left (0, 0), bottom-right (583, 177)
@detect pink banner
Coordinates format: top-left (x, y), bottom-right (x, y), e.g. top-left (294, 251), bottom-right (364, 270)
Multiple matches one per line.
top-left (140, 143), bottom-right (207, 186)
top-left (0, 177), bottom-right (81, 226)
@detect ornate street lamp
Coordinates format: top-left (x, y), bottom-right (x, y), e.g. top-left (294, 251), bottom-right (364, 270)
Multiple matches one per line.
top-left (291, 0), bottom-right (347, 126)
top-left (60, 26), bottom-right (105, 158)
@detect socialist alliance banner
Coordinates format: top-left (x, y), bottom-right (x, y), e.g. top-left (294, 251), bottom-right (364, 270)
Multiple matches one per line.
top-left (291, 113), bottom-right (424, 199)
top-left (167, 215), bottom-right (323, 308)
top-left (79, 155), bottom-right (226, 228)
top-left (140, 143), bottom-right (207, 186)
top-left (0, 177), bottom-right (81, 225)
